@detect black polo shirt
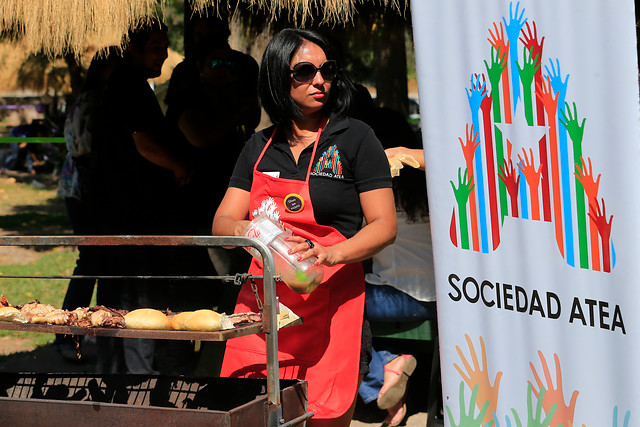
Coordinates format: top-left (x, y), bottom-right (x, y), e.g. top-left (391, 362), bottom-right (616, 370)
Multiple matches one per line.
top-left (229, 114), bottom-right (392, 238)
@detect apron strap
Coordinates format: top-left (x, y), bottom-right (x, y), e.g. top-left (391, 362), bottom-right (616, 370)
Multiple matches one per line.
top-left (254, 117), bottom-right (329, 183)
top-left (304, 116), bottom-right (328, 182)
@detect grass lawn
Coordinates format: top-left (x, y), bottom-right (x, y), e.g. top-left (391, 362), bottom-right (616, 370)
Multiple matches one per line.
top-left (0, 173), bottom-right (78, 347)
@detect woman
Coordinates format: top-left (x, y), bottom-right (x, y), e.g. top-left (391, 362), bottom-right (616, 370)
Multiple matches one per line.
top-left (358, 107), bottom-right (435, 426)
top-left (212, 28), bottom-right (396, 426)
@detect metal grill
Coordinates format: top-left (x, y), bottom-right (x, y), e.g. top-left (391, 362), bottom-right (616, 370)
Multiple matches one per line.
top-left (0, 235), bottom-right (312, 426)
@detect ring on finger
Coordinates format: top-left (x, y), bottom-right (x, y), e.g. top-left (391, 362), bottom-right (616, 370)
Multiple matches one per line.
top-left (305, 238), bottom-right (314, 249)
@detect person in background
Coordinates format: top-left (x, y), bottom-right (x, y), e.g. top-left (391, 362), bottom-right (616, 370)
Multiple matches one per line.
top-left (92, 19), bottom-right (192, 375)
top-left (165, 12), bottom-right (260, 232)
top-left (358, 106), bottom-right (434, 427)
top-left (164, 12), bottom-right (259, 329)
top-left (212, 28), bottom-right (397, 426)
top-left (54, 47), bottom-right (122, 361)
top-left (1, 121), bottom-right (48, 174)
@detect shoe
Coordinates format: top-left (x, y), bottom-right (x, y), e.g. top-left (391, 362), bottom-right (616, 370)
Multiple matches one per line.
top-left (377, 354), bottom-right (417, 410)
top-left (381, 399), bottom-right (407, 427)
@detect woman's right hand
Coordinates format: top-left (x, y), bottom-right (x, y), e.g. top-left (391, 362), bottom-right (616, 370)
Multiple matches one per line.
top-left (232, 220), bottom-right (251, 236)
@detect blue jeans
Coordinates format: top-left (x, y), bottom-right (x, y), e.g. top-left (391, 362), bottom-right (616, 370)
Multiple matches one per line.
top-left (359, 284), bottom-right (436, 404)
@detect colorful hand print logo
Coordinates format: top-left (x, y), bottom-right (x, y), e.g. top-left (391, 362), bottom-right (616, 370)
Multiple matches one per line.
top-left (448, 334), bottom-right (631, 426)
top-left (449, 1), bottom-right (615, 272)
top-left (313, 145), bottom-right (343, 177)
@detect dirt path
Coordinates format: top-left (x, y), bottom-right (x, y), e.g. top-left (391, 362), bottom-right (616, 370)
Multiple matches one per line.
top-left (0, 336), bottom-right (36, 355)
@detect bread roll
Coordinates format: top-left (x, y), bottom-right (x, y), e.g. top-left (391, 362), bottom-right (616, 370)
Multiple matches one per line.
top-left (0, 306), bottom-right (28, 323)
top-left (183, 309), bottom-right (222, 331)
top-left (124, 308), bottom-right (170, 330)
top-left (170, 311), bottom-right (195, 330)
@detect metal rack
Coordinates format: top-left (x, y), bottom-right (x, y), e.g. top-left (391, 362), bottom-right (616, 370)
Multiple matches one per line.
top-left (0, 235), bottom-right (312, 427)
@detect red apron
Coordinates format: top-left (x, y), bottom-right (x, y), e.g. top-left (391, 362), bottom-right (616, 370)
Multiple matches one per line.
top-left (220, 123), bottom-right (365, 419)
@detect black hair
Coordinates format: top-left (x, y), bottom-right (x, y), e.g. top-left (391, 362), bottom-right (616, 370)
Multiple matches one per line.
top-left (127, 18), bottom-right (168, 52)
top-left (82, 46), bottom-right (122, 93)
top-left (258, 28), bottom-right (354, 127)
top-left (363, 107), bottom-right (429, 222)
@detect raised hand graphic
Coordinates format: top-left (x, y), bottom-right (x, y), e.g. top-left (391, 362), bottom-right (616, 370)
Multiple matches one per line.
top-left (561, 101), bottom-right (589, 268)
top-left (519, 21), bottom-right (545, 68)
top-left (529, 351), bottom-right (579, 427)
top-left (560, 102), bottom-right (586, 146)
top-left (488, 20), bottom-right (511, 123)
top-left (458, 124), bottom-right (480, 251)
top-left (588, 198), bottom-right (613, 272)
top-left (526, 384), bottom-right (557, 427)
top-left (517, 148), bottom-right (542, 220)
top-left (613, 406), bottom-right (630, 427)
top-left (488, 21), bottom-right (509, 55)
top-left (545, 59), bottom-right (570, 111)
top-left (460, 124), bottom-right (481, 168)
top-left (451, 168), bottom-right (475, 250)
top-left (503, 1), bottom-right (527, 110)
top-left (536, 75), bottom-right (559, 119)
top-left (589, 198), bottom-right (613, 242)
top-left (467, 73), bottom-right (488, 117)
top-left (485, 46), bottom-right (507, 114)
top-left (454, 334), bottom-right (503, 424)
top-left (575, 156), bottom-right (602, 271)
top-left (463, 78), bottom-right (486, 254)
top-left (545, 56), bottom-right (575, 268)
top-left (516, 45), bottom-right (541, 125)
top-left (516, 44), bottom-right (540, 87)
top-left (519, 20), bottom-right (545, 126)
top-left (575, 157), bottom-right (601, 202)
top-left (446, 381), bottom-right (490, 427)
top-left (485, 46), bottom-right (507, 83)
top-left (503, 1), bottom-right (527, 51)
top-left (499, 156), bottom-right (520, 217)
top-left (536, 75), bottom-right (564, 254)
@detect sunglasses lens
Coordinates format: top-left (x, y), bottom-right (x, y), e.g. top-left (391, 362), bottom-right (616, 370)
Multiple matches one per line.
top-left (320, 61), bottom-right (337, 81)
top-left (293, 64), bottom-right (317, 82)
top-left (292, 61), bottom-right (338, 83)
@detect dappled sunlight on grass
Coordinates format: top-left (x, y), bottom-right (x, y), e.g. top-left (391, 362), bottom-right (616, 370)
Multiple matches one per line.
top-left (0, 173), bottom-right (76, 347)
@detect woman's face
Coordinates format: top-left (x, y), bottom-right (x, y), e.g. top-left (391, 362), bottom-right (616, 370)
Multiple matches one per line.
top-left (289, 41), bottom-right (332, 117)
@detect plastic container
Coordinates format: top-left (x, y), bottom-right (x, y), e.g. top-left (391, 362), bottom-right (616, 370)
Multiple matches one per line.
top-left (244, 213), bottom-right (324, 294)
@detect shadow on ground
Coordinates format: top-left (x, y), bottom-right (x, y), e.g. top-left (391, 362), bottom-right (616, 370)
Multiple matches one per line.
top-left (0, 338), bottom-right (97, 373)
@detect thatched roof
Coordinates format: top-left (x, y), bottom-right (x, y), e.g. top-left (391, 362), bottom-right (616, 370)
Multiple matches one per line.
top-left (0, 0), bottom-right (156, 57)
top-left (0, 0), bottom-right (403, 57)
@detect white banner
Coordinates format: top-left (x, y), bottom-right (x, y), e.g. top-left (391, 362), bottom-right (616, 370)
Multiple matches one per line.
top-left (411, 1), bottom-right (640, 425)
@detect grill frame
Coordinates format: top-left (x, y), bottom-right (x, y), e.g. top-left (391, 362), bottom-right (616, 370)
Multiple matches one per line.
top-left (0, 235), bottom-right (311, 426)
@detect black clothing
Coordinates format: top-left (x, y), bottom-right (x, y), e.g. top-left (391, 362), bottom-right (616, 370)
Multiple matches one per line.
top-left (92, 58), bottom-right (212, 375)
top-left (95, 60), bottom-right (176, 235)
top-left (164, 50), bottom-right (259, 232)
top-left (230, 114), bottom-right (392, 239)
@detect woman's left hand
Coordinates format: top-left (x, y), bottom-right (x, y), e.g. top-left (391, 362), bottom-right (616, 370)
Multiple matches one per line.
top-left (286, 236), bottom-right (339, 267)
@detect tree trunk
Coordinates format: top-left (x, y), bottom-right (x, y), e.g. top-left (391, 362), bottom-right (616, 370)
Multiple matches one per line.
top-left (373, 12), bottom-right (409, 118)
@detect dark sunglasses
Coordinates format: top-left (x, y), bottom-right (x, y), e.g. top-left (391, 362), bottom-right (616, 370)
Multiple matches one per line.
top-left (290, 60), bottom-right (338, 83)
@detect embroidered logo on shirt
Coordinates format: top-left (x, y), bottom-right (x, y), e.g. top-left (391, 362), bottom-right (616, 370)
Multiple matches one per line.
top-left (311, 145), bottom-right (344, 179)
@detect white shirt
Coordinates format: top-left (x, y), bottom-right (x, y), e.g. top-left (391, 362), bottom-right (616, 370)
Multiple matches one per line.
top-left (365, 211), bottom-right (436, 302)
